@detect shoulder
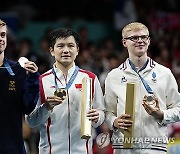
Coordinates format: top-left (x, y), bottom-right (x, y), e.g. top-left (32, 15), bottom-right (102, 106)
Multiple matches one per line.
top-left (153, 61), bottom-right (175, 81)
top-left (78, 68), bottom-right (96, 79)
top-left (40, 69), bottom-right (52, 79)
top-left (107, 67), bottom-right (121, 77)
top-left (7, 59), bottom-right (20, 69)
top-left (6, 59), bottom-right (16, 65)
top-left (154, 61), bottom-right (171, 74)
top-left (7, 59), bottom-right (26, 75)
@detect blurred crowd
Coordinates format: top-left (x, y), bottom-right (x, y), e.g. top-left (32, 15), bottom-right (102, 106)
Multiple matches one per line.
top-left (1, 0), bottom-right (180, 153)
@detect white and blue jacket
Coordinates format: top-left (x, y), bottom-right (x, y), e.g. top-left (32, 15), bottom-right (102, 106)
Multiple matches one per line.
top-left (105, 57), bottom-right (180, 153)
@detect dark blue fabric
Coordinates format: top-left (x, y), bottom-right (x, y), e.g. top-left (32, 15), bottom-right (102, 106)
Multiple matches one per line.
top-left (0, 58), bottom-right (40, 154)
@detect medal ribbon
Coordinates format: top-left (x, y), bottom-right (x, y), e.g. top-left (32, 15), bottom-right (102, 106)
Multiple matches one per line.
top-left (4, 59), bottom-right (15, 76)
top-left (129, 59), bottom-right (153, 94)
top-left (52, 66), bottom-right (79, 91)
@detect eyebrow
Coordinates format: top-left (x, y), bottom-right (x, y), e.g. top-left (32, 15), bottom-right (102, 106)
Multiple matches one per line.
top-left (56, 42), bottom-right (76, 45)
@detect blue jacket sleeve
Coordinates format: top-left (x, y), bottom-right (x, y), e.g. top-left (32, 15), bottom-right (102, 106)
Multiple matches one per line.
top-left (23, 72), bottom-right (40, 114)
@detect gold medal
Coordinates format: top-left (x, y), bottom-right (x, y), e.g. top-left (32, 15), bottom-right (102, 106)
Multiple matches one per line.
top-left (54, 88), bottom-right (66, 100)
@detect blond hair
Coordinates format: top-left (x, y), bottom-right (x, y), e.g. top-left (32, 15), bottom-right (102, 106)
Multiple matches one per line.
top-left (122, 22), bottom-right (149, 38)
top-left (0, 19), bottom-right (6, 27)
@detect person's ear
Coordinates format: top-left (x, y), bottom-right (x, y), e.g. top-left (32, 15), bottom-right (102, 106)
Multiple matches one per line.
top-left (76, 47), bottom-right (79, 56)
top-left (122, 39), bottom-right (127, 47)
top-left (147, 37), bottom-right (151, 45)
top-left (49, 47), bottom-right (54, 56)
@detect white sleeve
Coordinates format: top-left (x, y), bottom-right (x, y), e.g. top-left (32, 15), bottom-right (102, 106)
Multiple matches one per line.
top-left (104, 74), bottom-right (118, 130)
top-left (25, 96), bottom-right (51, 128)
top-left (92, 76), bottom-right (105, 128)
top-left (161, 70), bottom-right (180, 125)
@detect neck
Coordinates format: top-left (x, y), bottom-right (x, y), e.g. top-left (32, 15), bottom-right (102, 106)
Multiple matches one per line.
top-left (129, 55), bottom-right (148, 69)
top-left (55, 62), bottom-right (74, 75)
top-left (0, 52), bottom-right (4, 66)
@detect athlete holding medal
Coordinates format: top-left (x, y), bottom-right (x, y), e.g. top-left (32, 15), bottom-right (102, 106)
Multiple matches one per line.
top-left (26, 28), bottom-right (105, 154)
top-left (104, 22), bottom-right (180, 154)
top-left (0, 19), bottom-right (39, 154)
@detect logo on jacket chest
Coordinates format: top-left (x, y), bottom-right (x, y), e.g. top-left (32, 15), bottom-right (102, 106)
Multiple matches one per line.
top-left (121, 76), bottom-right (127, 83)
top-left (152, 72), bottom-right (157, 83)
top-left (8, 80), bottom-right (16, 91)
top-left (75, 84), bottom-right (82, 90)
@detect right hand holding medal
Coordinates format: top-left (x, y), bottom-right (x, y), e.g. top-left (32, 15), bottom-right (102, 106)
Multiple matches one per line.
top-left (18, 57), bottom-right (38, 73)
top-left (142, 95), bottom-right (164, 121)
top-left (45, 96), bottom-right (64, 111)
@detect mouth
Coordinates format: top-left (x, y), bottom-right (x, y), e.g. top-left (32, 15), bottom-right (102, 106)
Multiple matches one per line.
top-left (135, 44), bottom-right (144, 47)
top-left (61, 56), bottom-right (71, 59)
top-left (135, 45), bottom-right (145, 50)
top-left (61, 55), bottom-right (71, 57)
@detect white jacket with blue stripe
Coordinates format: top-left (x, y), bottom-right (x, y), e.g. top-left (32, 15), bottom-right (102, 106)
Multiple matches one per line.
top-left (105, 58), bottom-right (180, 152)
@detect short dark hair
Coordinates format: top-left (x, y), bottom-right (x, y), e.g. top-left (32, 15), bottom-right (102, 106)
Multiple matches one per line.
top-left (49, 28), bottom-right (80, 48)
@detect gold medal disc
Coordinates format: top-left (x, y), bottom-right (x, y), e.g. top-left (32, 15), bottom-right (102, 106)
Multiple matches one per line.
top-left (54, 88), bottom-right (66, 100)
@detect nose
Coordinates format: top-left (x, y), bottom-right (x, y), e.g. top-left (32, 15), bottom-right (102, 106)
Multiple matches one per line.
top-left (63, 46), bottom-right (69, 53)
top-left (137, 37), bottom-right (144, 42)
